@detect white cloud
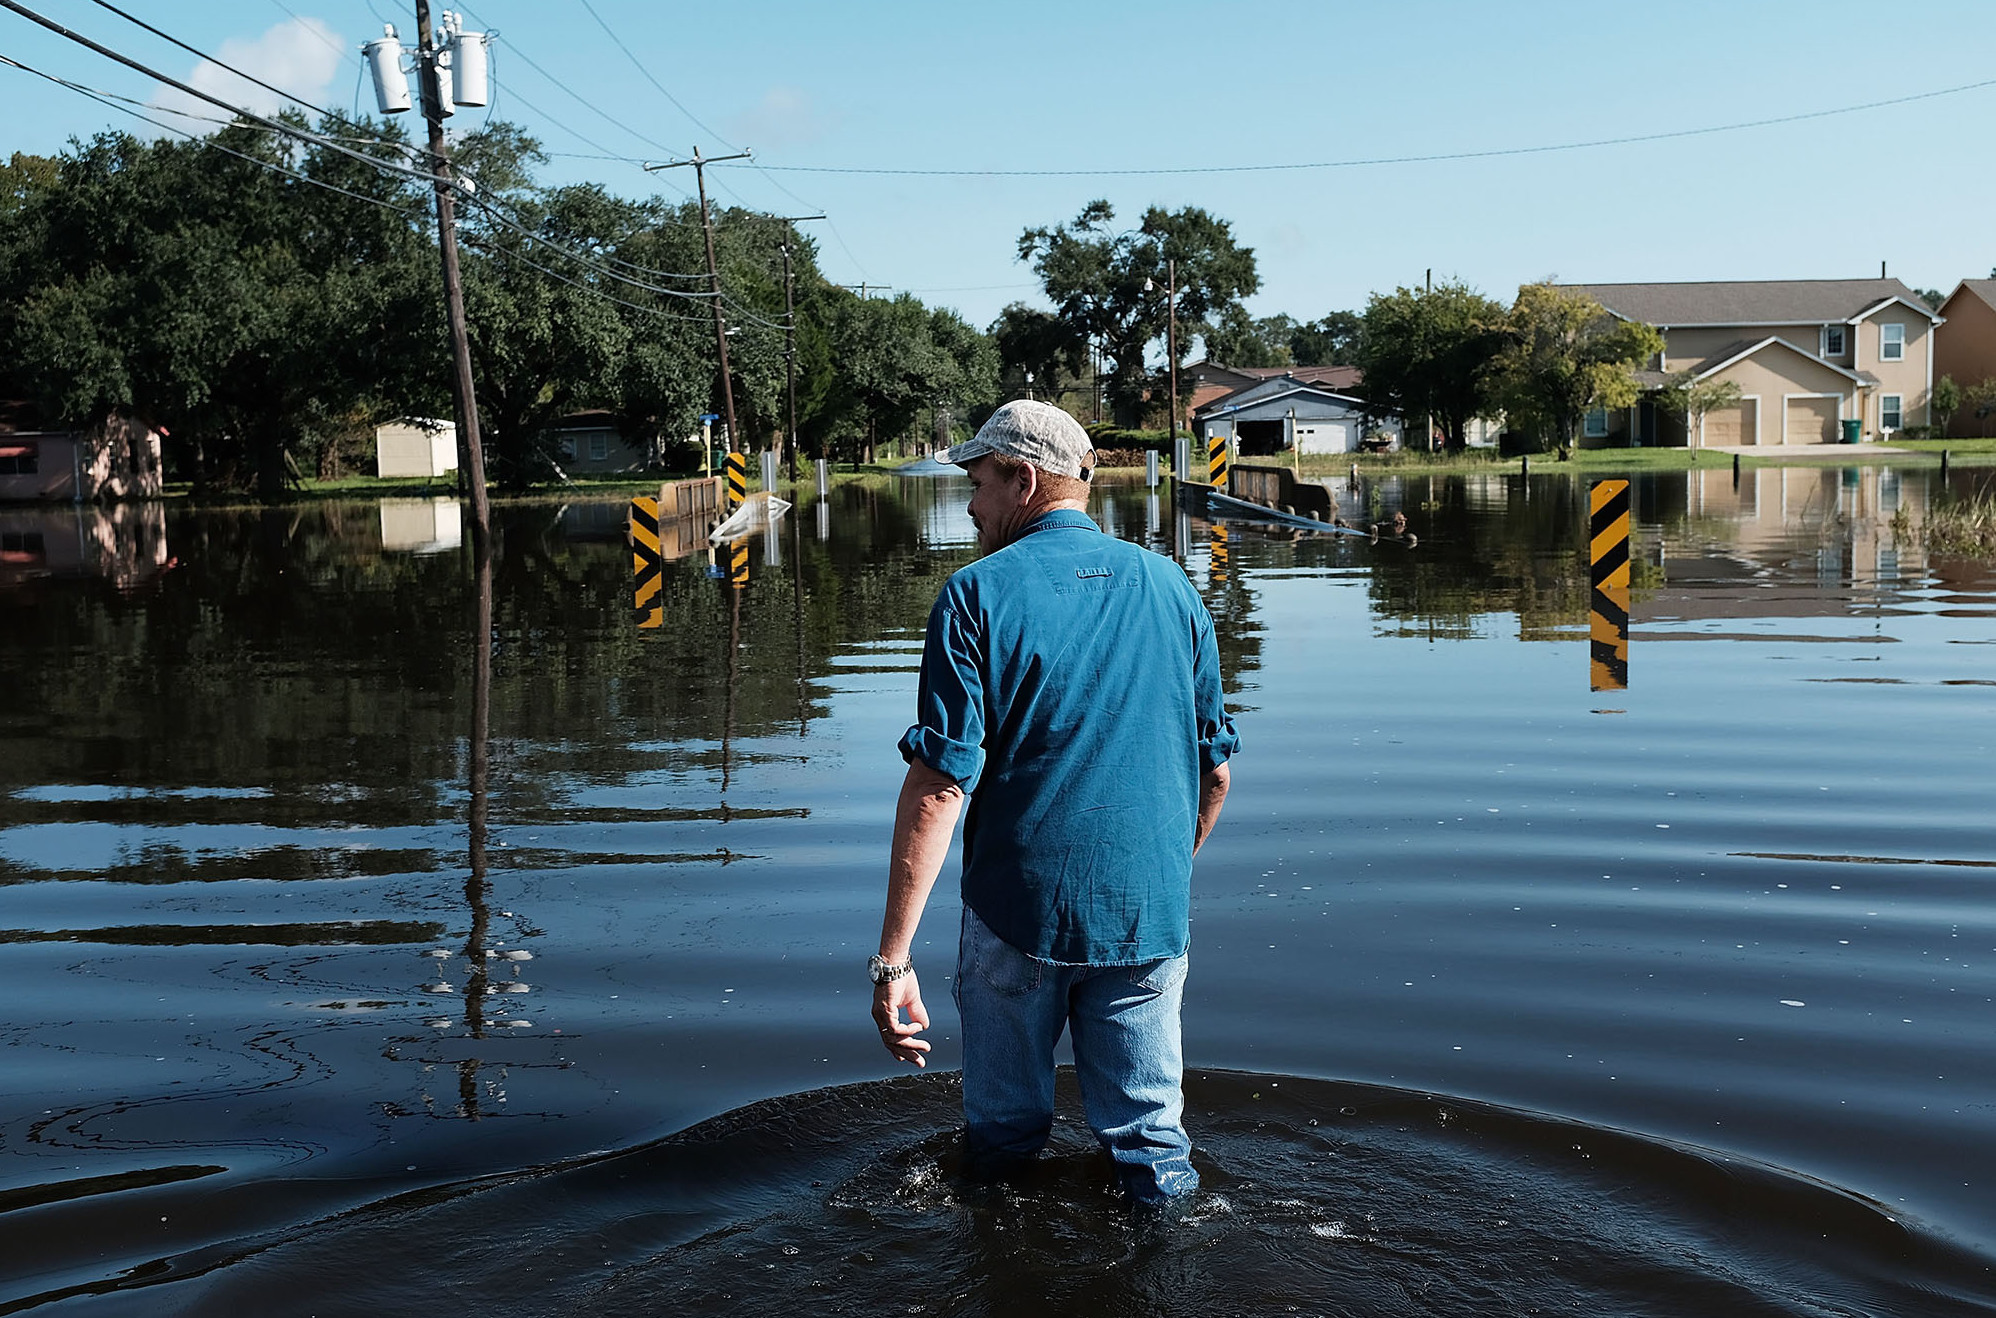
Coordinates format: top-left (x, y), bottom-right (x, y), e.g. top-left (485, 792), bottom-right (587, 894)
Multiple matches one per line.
top-left (726, 86), bottom-right (833, 152)
top-left (149, 17), bottom-right (347, 127)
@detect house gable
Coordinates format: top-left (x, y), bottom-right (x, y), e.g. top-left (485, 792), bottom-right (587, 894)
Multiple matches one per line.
top-left (1693, 336), bottom-right (1860, 389)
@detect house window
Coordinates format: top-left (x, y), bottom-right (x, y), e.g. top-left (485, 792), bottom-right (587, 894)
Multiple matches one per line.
top-left (588, 434), bottom-right (610, 461)
top-left (1880, 323), bottom-right (1904, 361)
top-left (1881, 394), bottom-right (1903, 430)
top-left (1821, 325), bottom-right (1846, 357)
top-left (0, 443), bottom-right (39, 476)
top-left (559, 437), bottom-right (577, 460)
top-left (1583, 408), bottom-right (1610, 438)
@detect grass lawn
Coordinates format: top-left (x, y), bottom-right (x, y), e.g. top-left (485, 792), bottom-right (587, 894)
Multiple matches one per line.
top-left (1890, 436), bottom-right (1996, 456)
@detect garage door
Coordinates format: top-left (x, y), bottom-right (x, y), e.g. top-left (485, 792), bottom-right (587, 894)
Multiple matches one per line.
top-left (1785, 396), bottom-right (1838, 446)
top-left (1703, 399), bottom-right (1758, 447)
top-left (1296, 422), bottom-right (1354, 454)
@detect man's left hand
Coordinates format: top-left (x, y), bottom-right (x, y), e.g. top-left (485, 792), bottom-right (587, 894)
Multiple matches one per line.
top-left (873, 972), bottom-right (931, 1067)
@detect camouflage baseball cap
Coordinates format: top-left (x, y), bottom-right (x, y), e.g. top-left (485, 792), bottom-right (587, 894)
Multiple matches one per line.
top-left (942, 400), bottom-right (1096, 481)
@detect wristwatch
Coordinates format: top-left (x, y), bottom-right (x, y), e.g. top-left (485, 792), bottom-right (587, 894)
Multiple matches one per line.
top-left (868, 954), bottom-right (913, 985)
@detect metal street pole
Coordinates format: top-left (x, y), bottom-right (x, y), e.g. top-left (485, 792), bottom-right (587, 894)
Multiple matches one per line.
top-left (646, 148), bottom-right (752, 453)
top-left (414, 0), bottom-right (489, 548)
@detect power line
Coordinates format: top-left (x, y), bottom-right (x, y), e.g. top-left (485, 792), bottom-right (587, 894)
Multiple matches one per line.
top-left (450, 0), bottom-right (683, 170)
top-left (86, 0), bottom-right (336, 118)
top-left (268, 0), bottom-right (355, 65)
top-left (463, 194), bottom-right (716, 296)
top-left (0, 53), bottom-right (427, 219)
top-left (0, 0), bottom-right (444, 190)
top-left (574, 0), bottom-right (733, 148)
top-left (754, 77), bottom-right (1996, 178)
top-left (457, 232), bottom-right (715, 322)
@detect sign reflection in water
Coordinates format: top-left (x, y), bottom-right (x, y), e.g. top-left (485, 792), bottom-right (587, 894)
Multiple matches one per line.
top-left (2, 462), bottom-right (1994, 1310)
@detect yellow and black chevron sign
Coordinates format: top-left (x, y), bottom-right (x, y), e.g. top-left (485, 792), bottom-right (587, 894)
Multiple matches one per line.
top-left (630, 496), bottom-right (663, 629)
top-left (1209, 523), bottom-right (1229, 586)
top-left (1207, 433), bottom-right (1229, 489)
top-left (724, 451), bottom-right (749, 511)
top-left (728, 539), bottom-right (749, 588)
top-left (1589, 479), bottom-right (1630, 691)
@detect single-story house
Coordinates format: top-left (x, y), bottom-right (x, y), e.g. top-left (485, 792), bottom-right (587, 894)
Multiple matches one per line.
top-left (374, 418), bottom-right (459, 478)
top-left (1192, 377), bottom-right (1400, 455)
top-left (1933, 280), bottom-right (1996, 437)
top-left (1182, 359), bottom-right (1363, 416)
top-left (554, 411), bottom-right (650, 473)
top-left (1562, 279), bottom-right (1941, 447)
top-left (0, 404), bottom-right (164, 502)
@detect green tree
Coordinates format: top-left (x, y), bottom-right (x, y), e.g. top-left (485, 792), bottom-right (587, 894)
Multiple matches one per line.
top-left (1203, 310), bottom-right (1294, 368)
top-left (989, 302), bottom-right (1084, 402)
top-left (1354, 281), bottom-right (1507, 451)
top-left (823, 294), bottom-right (996, 464)
top-left (1492, 284), bottom-right (1664, 452)
top-left (459, 175), bottom-right (636, 484)
top-left (0, 117), bottom-right (439, 497)
top-left (1289, 311), bottom-right (1361, 367)
top-left (0, 151), bottom-right (58, 219)
top-left (1932, 374), bottom-right (1963, 436)
top-left (1018, 200), bottom-right (1258, 425)
top-left (1653, 372), bottom-right (1743, 447)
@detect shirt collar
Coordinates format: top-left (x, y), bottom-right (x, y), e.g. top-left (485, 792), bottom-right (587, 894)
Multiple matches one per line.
top-left (1021, 508), bottom-right (1098, 536)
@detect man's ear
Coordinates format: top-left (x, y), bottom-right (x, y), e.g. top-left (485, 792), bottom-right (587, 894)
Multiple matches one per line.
top-left (1015, 461), bottom-right (1039, 501)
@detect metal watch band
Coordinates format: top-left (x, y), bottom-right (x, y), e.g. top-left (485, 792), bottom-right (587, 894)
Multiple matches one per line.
top-left (868, 953), bottom-right (913, 985)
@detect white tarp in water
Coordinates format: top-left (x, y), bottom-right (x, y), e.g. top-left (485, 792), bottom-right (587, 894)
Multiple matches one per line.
top-left (708, 491), bottom-right (792, 543)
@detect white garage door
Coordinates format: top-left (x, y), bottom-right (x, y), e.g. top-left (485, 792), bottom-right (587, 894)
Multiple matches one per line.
top-left (1296, 421), bottom-right (1354, 454)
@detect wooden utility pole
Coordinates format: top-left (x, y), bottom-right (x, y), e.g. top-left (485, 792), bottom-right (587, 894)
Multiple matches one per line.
top-left (1166, 258), bottom-right (1181, 449)
top-left (646, 148), bottom-right (752, 453)
top-left (414, 0), bottom-right (489, 547)
top-left (775, 215), bottom-right (824, 481)
top-left (783, 239), bottom-right (798, 479)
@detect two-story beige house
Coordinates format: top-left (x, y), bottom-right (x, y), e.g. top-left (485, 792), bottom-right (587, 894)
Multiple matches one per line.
top-left (1561, 280), bottom-right (1941, 447)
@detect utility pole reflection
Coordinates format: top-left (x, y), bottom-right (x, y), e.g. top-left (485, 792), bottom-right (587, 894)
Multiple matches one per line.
top-left (459, 540), bottom-right (493, 1116)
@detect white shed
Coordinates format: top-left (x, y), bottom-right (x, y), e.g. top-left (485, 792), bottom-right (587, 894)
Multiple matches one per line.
top-left (374, 419), bottom-right (459, 478)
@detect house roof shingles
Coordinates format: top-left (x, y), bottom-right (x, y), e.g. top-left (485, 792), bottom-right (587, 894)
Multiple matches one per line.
top-left (1563, 279), bottom-right (1937, 327)
top-left (1946, 279), bottom-right (1996, 312)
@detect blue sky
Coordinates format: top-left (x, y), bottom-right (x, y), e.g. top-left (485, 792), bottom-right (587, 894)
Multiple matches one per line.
top-left (6, 0), bottom-right (1995, 336)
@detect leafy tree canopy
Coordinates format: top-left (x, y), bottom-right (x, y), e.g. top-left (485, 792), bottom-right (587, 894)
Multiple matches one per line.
top-left (1355, 280), bottom-right (1508, 451)
top-left (1018, 200), bottom-right (1257, 425)
top-left (1491, 284), bottom-right (1663, 451)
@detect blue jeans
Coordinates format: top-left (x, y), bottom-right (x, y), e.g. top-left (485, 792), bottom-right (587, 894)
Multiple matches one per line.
top-left (951, 907), bottom-right (1198, 1202)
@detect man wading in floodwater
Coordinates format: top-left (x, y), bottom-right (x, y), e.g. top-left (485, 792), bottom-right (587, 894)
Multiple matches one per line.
top-left (870, 400), bottom-right (1238, 1203)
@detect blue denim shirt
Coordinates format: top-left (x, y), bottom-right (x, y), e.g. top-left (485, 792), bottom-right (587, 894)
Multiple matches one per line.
top-left (899, 509), bottom-right (1239, 964)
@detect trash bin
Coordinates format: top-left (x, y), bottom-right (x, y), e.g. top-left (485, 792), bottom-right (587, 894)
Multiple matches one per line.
top-left (1841, 419), bottom-right (1861, 445)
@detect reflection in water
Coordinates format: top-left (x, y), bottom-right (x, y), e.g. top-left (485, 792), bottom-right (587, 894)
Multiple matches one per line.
top-left (377, 496), bottom-right (462, 554)
top-left (1590, 479), bottom-right (1632, 691)
top-left (0, 503), bottom-right (171, 593)
top-left (2, 465), bottom-right (1995, 1311)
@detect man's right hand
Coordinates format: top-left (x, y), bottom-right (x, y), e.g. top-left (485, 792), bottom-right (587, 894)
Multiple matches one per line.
top-left (873, 971), bottom-right (931, 1067)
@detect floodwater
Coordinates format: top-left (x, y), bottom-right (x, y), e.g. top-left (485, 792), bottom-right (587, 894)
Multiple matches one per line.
top-left (2, 463), bottom-right (1994, 1315)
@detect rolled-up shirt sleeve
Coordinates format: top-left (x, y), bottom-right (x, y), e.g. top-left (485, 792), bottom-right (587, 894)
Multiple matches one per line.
top-left (898, 592), bottom-right (988, 791)
top-left (1192, 608), bottom-right (1240, 774)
